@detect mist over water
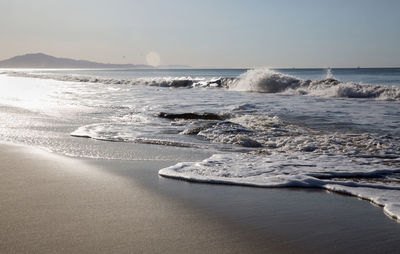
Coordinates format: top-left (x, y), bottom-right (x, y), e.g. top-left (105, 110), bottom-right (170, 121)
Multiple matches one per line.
top-left (1, 67), bottom-right (400, 220)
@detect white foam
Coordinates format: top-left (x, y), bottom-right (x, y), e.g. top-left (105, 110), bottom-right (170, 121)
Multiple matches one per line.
top-left (227, 68), bottom-right (400, 101)
top-left (196, 114), bottom-right (400, 156)
top-left (71, 123), bottom-right (131, 141)
top-left (293, 81), bottom-right (400, 100)
top-left (159, 152), bottom-right (400, 220)
top-left (70, 122), bottom-right (198, 148)
top-left (228, 68), bottom-right (301, 93)
top-left (6, 72), bottom-right (225, 88)
top-left (7, 70), bottom-right (400, 101)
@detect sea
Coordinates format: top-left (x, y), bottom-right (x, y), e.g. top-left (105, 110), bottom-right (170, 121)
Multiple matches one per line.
top-left (1, 67), bottom-right (399, 220)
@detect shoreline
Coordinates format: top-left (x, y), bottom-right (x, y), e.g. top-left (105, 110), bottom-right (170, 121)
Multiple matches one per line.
top-left (1, 143), bottom-right (400, 253)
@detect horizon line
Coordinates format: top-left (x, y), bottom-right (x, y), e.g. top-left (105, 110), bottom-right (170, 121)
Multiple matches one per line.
top-left (1, 52), bottom-right (400, 70)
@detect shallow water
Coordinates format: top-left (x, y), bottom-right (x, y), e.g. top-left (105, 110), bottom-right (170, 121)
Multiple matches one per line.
top-left (0, 67), bottom-right (399, 220)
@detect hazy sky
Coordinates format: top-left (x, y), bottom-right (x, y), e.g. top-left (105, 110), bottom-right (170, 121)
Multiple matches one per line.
top-left (1, 0), bottom-right (400, 68)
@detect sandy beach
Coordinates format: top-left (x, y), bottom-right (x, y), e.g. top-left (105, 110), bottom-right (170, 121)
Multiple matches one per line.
top-left (0, 144), bottom-right (291, 253)
top-left (1, 143), bottom-right (400, 254)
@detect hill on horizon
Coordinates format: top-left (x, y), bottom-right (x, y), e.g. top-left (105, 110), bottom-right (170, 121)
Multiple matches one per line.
top-left (0, 53), bottom-right (189, 69)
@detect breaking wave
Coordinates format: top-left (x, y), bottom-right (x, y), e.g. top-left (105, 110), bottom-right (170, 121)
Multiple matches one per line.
top-left (228, 68), bottom-right (301, 93)
top-left (228, 68), bottom-right (400, 101)
top-left (6, 71), bottom-right (227, 88)
top-left (6, 69), bottom-right (400, 101)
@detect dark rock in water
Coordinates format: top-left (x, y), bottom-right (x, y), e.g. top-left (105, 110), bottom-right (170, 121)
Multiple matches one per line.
top-left (301, 145), bottom-right (317, 152)
top-left (70, 134), bottom-right (91, 138)
top-left (324, 78), bottom-right (340, 83)
top-left (237, 137), bottom-right (262, 148)
top-left (220, 77), bottom-right (236, 88)
top-left (315, 78), bottom-right (341, 86)
top-left (213, 121), bottom-right (253, 134)
top-left (208, 79), bottom-right (222, 87)
top-left (158, 112), bottom-right (224, 120)
top-left (170, 80), bottom-right (193, 87)
top-left (181, 122), bottom-right (219, 135)
top-left (181, 127), bottom-right (204, 135)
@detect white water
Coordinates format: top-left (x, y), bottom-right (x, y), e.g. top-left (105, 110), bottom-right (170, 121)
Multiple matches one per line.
top-left (228, 68), bottom-right (400, 101)
top-left (7, 68), bottom-right (400, 101)
top-left (159, 152), bottom-right (400, 220)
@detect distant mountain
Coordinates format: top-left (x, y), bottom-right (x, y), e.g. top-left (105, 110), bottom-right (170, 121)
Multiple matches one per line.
top-left (0, 53), bottom-right (153, 69)
top-left (158, 64), bottom-right (191, 69)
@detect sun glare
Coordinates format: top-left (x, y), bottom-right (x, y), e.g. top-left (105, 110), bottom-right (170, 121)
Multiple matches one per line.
top-left (146, 51), bottom-right (160, 67)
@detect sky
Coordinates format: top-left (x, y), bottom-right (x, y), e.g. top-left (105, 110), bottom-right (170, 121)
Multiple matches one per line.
top-left (1, 0), bottom-right (400, 68)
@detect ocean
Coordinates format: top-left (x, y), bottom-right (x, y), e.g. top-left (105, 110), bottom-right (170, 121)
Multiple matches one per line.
top-left (1, 67), bottom-right (399, 220)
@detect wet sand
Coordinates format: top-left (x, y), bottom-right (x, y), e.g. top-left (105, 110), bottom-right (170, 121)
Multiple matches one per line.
top-left (1, 143), bottom-right (400, 253)
top-left (0, 144), bottom-right (294, 253)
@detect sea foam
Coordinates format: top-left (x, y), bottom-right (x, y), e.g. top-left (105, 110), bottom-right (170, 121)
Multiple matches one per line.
top-left (6, 70), bottom-right (400, 101)
top-left (159, 152), bottom-right (400, 220)
top-left (228, 68), bottom-right (400, 101)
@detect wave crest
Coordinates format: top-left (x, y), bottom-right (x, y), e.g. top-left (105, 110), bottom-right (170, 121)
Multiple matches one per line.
top-left (229, 68), bottom-right (400, 101)
top-left (7, 69), bottom-right (400, 101)
top-left (229, 68), bottom-right (301, 93)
